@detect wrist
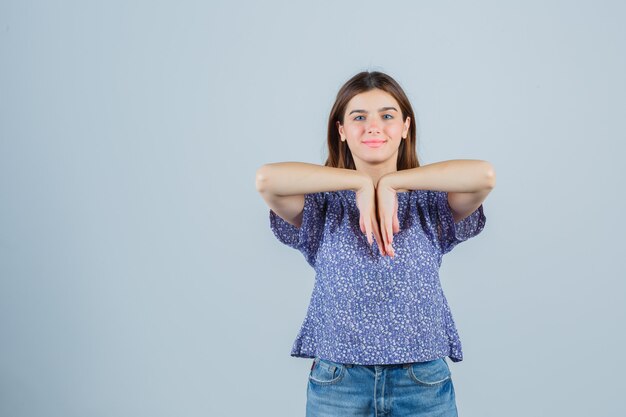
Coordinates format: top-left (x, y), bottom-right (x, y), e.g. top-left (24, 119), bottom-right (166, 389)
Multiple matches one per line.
top-left (377, 172), bottom-right (395, 190)
top-left (356, 171), bottom-right (375, 191)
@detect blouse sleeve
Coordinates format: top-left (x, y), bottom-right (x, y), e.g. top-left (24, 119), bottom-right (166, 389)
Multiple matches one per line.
top-left (418, 190), bottom-right (487, 255)
top-left (269, 192), bottom-right (328, 268)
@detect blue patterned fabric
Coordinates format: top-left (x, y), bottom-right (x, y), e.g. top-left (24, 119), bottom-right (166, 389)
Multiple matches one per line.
top-left (269, 189), bottom-right (486, 365)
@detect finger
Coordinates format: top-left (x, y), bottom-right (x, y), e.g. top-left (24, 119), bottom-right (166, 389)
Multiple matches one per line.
top-left (392, 210), bottom-right (400, 234)
top-left (377, 207), bottom-right (388, 249)
top-left (381, 216), bottom-right (394, 258)
top-left (392, 197), bottom-right (400, 234)
top-left (378, 215), bottom-right (387, 251)
top-left (371, 215), bottom-right (386, 256)
top-left (363, 215), bottom-right (373, 247)
top-left (371, 217), bottom-right (384, 256)
top-left (382, 217), bottom-right (395, 258)
top-left (380, 208), bottom-right (392, 246)
top-left (372, 201), bottom-right (386, 257)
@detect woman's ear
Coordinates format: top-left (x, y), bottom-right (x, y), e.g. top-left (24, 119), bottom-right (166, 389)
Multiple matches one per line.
top-left (336, 121), bottom-right (345, 140)
top-left (403, 116), bottom-right (411, 138)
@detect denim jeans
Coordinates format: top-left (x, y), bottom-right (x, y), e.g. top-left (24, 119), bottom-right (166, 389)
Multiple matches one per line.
top-left (306, 356), bottom-right (458, 417)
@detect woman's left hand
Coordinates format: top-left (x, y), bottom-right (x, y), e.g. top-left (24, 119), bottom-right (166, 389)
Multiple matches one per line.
top-left (375, 179), bottom-right (400, 257)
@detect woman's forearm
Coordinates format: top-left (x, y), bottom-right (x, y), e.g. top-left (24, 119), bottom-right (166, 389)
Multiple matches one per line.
top-left (379, 159), bottom-right (496, 193)
top-left (255, 162), bottom-right (371, 196)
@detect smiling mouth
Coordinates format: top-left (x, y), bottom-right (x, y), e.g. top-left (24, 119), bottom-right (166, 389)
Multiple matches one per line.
top-left (363, 140), bottom-right (386, 148)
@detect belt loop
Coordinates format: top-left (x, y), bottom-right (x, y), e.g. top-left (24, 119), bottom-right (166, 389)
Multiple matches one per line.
top-left (311, 357), bottom-right (319, 371)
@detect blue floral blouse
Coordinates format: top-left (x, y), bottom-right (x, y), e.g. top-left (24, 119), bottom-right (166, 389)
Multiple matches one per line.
top-left (269, 189), bottom-right (486, 365)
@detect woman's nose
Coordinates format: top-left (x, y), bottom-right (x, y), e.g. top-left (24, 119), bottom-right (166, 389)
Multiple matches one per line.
top-left (367, 120), bottom-right (381, 133)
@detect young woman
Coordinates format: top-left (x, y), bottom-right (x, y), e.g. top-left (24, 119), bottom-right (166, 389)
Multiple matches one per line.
top-left (255, 71), bottom-right (495, 417)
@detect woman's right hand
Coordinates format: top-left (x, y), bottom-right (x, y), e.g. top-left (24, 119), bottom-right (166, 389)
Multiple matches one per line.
top-left (355, 182), bottom-right (386, 256)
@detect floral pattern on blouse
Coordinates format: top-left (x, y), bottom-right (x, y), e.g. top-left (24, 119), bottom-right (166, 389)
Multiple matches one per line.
top-left (269, 189), bottom-right (486, 365)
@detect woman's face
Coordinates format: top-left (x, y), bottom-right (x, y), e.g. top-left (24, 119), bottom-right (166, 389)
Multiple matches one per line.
top-left (337, 88), bottom-right (410, 168)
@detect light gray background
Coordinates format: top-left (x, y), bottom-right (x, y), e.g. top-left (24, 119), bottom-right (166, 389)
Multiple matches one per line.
top-left (1, 1), bottom-right (624, 416)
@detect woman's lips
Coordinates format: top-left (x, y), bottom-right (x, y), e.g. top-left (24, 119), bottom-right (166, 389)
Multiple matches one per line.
top-left (363, 141), bottom-right (386, 148)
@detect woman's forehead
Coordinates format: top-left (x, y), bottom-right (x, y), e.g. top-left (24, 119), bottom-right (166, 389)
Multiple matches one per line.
top-left (346, 89), bottom-right (399, 111)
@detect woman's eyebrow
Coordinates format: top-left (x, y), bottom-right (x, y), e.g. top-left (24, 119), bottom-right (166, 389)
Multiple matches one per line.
top-left (348, 106), bottom-right (398, 115)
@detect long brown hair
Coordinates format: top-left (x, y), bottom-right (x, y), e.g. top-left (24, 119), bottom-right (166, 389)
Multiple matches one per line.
top-left (324, 71), bottom-right (420, 170)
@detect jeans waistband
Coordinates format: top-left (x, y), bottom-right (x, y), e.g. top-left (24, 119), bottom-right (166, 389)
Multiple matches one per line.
top-left (315, 356), bottom-right (431, 369)
top-left (342, 362), bottom-right (411, 369)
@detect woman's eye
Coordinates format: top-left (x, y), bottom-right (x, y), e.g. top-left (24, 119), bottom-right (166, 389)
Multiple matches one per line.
top-left (354, 114), bottom-right (392, 121)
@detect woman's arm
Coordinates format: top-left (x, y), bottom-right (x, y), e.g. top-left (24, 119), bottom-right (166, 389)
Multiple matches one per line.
top-left (256, 162), bottom-right (387, 255)
top-left (378, 159), bottom-right (495, 221)
top-left (379, 159), bottom-right (495, 191)
top-left (255, 162), bottom-right (370, 198)
top-left (255, 162), bottom-right (369, 229)
top-left (376, 160), bottom-right (495, 253)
